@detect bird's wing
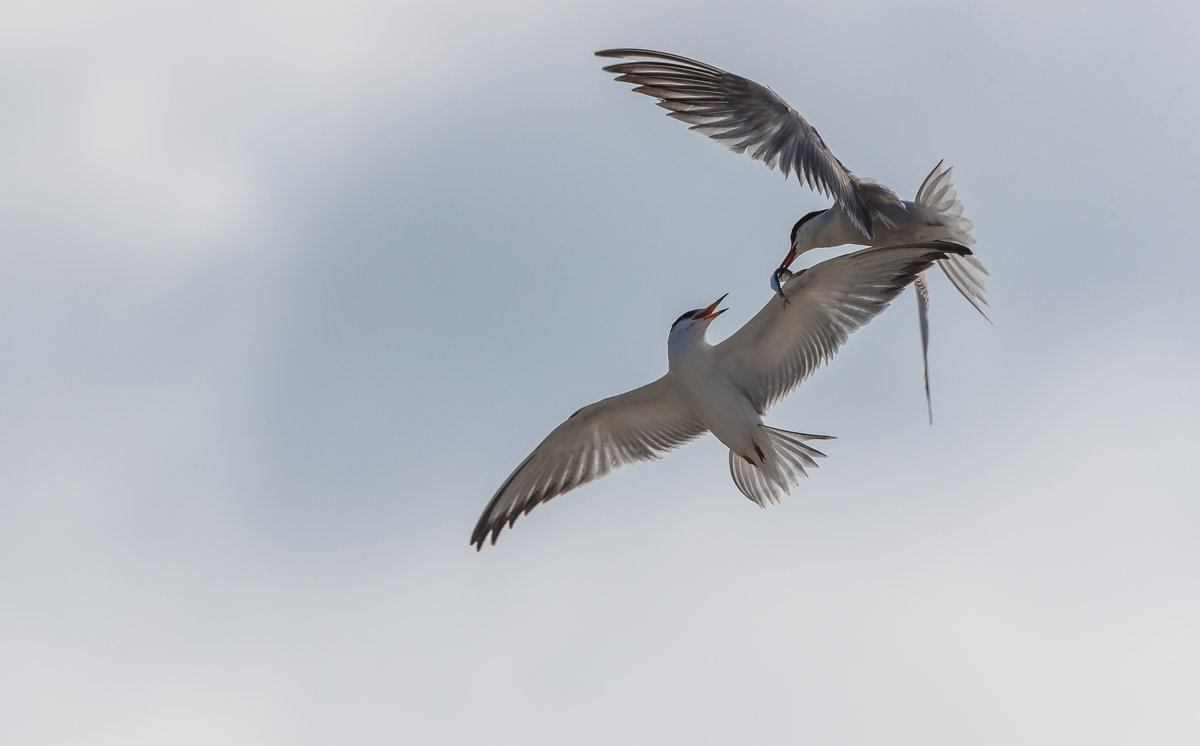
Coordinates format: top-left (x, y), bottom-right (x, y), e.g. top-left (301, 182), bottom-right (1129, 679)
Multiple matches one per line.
top-left (472, 375), bottom-right (706, 549)
top-left (596, 48), bottom-right (901, 237)
top-left (715, 242), bottom-right (973, 413)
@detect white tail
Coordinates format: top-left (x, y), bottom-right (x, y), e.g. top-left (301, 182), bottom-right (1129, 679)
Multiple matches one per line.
top-left (915, 160), bottom-right (975, 246)
top-left (916, 160), bottom-right (991, 321)
top-left (727, 426), bottom-right (835, 507)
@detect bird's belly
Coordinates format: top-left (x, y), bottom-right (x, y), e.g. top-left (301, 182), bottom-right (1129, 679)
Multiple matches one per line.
top-left (681, 379), bottom-right (761, 459)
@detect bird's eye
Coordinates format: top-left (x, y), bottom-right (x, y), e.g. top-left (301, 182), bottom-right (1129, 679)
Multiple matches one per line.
top-left (671, 310), bottom-right (697, 329)
top-left (790, 209), bottom-right (825, 243)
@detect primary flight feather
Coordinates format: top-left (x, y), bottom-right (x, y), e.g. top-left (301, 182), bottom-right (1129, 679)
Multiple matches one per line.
top-left (472, 242), bottom-right (971, 549)
top-left (597, 48), bottom-right (989, 422)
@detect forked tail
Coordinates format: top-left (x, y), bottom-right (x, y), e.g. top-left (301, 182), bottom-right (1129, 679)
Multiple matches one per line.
top-left (915, 160), bottom-right (991, 322)
top-left (916, 160), bottom-right (975, 246)
top-left (728, 426), bottom-right (835, 507)
top-left (916, 271), bottom-right (933, 424)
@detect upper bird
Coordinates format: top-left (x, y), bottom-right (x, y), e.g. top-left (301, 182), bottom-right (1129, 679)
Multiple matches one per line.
top-left (595, 48), bottom-right (989, 420)
top-left (471, 241), bottom-right (972, 549)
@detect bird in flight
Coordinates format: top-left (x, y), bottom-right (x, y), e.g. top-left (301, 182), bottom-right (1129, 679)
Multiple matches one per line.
top-left (471, 242), bottom-right (972, 549)
top-left (596, 48), bottom-right (989, 421)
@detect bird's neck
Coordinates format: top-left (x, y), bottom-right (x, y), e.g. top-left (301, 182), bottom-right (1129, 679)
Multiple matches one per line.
top-left (667, 330), bottom-right (714, 381)
top-left (802, 208), bottom-right (869, 249)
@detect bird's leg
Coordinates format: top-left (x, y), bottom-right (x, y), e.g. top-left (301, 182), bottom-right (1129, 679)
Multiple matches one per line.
top-left (754, 444), bottom-right (766, 464)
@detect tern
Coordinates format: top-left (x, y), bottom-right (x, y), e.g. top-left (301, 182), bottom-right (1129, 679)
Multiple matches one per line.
top-left (471, 241), bottom-right (971, 549)
top-left (596, 48), bottom-right (989, 421)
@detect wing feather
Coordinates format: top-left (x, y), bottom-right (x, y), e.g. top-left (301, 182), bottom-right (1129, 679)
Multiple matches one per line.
top-left (597, 48), bottom-right (901, 237)
top-left (715, 243), bottom-right (973, 413)
top-left (472, 375), bottom-right (706, 548)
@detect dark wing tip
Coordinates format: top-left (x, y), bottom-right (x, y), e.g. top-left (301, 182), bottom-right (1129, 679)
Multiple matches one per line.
top-left (596, 48), bottom-right (661, 60)
top-left (594, 48), bottom-right (723, 73)
top-left (887, 240), bottom-right (971, 258)
top-left (470, 521), bottom-right (506, 551)
top-left (930, 240), bottom-right (972, 257)
top-left (469, 522), bottom-right (494, 551)
top-left (471, 503), bottom-right (518, 551)
top-left (470, 451), bottom-right (541, 551)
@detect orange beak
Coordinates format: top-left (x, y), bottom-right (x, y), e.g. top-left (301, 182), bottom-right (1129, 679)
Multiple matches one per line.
top-left (780, 244), bottom-right (799, 270)
top-left (698, 293), bottom-right (729, 320)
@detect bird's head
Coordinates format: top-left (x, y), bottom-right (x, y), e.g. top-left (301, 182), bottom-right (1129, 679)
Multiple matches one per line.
top-left (669, 293), bottom-right (728, 344)
top-left (788, 209), bottom-right (827, 255)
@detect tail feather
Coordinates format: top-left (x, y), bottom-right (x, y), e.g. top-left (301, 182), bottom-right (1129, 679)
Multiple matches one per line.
top-left (916, 161), bottom-right (990, 322)
top-left (727, 426), bottom-right (834, 507)
top-left (915, 271), bottom-right (933, 425)
top-left (915, 160), bottom-right (976, 247)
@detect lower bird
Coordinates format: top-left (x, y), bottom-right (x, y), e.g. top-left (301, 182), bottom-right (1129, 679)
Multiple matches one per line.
top-left (472, 241), bottom-right (971, 549)
top-left (596, 48), bottom-right (990, 421)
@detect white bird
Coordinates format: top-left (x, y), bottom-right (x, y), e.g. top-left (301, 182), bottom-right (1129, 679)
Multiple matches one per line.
top-left (596, 48), bottom-right (989, 421)
top-left (471, 242), bottom-right (971, 549)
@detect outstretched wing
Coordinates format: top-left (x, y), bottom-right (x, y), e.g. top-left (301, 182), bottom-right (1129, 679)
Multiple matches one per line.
top-left (472, 375), bottom-right (706, 549)
top-left (597, 48), bottom-right (901, 237)
top-left (715, 243), bottom-right (973, 413)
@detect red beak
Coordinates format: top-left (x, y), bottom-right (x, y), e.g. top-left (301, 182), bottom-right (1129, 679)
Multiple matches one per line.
top-left (780, 244), bottom-right (799, 270)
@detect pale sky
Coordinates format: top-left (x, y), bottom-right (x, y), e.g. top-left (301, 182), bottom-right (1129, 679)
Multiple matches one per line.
top-left (3, 1), bottom-right (1199, 744)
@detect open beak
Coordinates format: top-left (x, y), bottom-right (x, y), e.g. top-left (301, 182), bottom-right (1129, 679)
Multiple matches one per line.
top-left (698, 292), bottom-right (729, 320)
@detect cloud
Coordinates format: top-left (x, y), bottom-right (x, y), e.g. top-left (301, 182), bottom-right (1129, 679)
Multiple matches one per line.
top-left (3, 1), bottom-right (1199, 744)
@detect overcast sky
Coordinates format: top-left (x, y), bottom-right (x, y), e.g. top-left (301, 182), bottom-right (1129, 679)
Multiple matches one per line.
top-left (3, 1), bottom-right (1199, 744)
